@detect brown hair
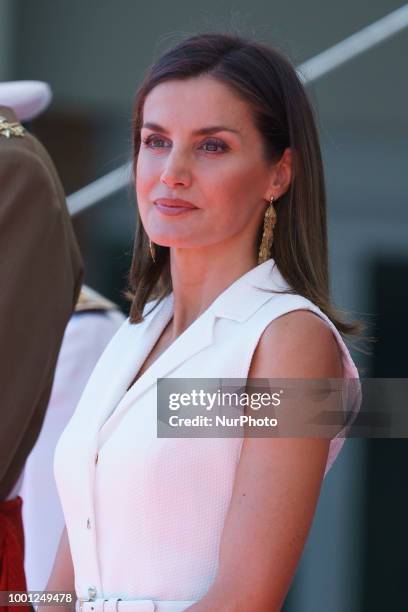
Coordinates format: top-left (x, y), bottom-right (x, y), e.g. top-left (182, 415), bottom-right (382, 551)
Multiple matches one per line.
top-left (125, 32), bottom-right (375, 355)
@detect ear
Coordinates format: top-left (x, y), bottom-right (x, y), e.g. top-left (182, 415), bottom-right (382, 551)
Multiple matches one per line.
top-left (264, 147), bottom-right (293, 201)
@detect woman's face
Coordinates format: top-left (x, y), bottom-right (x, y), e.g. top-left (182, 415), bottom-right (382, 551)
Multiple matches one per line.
top-left (136, 75), bottom-right (278, 250)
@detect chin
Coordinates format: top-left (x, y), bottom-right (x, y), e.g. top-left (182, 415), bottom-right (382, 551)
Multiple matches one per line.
top-left (147, 226), bottom-right (199, 248)
top-left (151, 237), bottom-right (197, 248)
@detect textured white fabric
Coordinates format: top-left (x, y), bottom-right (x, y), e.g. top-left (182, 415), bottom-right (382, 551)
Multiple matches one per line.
top-left (54, 259), bottom-right (362, 603)
top-left (21, 309), bottom-right (125, 591)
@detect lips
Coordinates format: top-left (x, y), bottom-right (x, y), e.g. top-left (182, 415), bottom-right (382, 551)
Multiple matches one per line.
top-left (154, 198), bottom-right (197, 209)
top-left (153, 198), bottom-right (198, 217)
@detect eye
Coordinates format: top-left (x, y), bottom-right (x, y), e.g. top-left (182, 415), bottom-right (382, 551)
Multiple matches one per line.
top-left (199, 138), bottom-right (229, 154)
top-left (141, 135), bottom-right (229, 154)
top-left (141, 135), bottom-right (170, 150)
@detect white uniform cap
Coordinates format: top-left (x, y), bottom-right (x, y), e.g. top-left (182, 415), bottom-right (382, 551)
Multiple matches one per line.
top-left (0, 80), bottom-right (52, 121)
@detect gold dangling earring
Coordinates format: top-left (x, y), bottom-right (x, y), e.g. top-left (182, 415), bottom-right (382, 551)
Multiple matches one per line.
top-left (149, 238), bottom-right (156, 263)
top-left (258, 195), bottom-right (277, 265)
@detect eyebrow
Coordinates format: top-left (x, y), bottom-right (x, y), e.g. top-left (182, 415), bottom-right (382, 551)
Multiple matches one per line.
top-left (141, 122), bottom-right (240, 136)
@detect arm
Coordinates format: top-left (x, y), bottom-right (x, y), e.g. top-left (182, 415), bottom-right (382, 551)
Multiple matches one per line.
top-left (187, 310), bottom-right (343, 612)
top-left (45, 526), bottom-right (75, 591)
top-left (37, 526), bottom-right (75, 612)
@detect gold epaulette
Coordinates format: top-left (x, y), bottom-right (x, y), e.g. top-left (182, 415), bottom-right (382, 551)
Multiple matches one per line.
top-left (0, 115), bottom-right (25, 138)
top-left (75, 285), bottom-right (120, 313)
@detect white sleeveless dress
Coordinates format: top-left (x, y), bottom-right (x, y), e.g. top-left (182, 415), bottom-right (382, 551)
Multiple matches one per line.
top-left (54, 259), bottom-right (362, 611)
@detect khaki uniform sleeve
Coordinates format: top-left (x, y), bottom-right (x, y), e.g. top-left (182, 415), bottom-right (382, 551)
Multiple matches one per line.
top-left (0, 140), bottom-right (83, 499)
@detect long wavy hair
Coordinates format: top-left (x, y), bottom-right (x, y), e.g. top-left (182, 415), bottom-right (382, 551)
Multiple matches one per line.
top-left (125, 32), bottom-right (374, 354)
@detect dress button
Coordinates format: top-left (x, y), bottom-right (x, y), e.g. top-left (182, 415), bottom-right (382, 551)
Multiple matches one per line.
top-left (95, 453), bottom-right (99, 465)
top-left (86, 518), bottom-right (91, 529)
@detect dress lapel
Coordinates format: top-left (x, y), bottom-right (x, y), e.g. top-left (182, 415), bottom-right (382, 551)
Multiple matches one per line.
top-left (71, 295), bottom-right (171, 437)
top-left (97, 294), bottom-right (218, 444)
top-left (94, 258), bottom-right (292, 448)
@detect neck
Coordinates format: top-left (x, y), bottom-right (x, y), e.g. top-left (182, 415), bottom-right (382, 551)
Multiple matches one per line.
top-left (168, 241), bottom-right (259, 337)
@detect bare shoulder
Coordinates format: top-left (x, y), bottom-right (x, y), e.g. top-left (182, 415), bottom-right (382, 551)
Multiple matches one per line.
top-left (249, 308), bottom-right (344, 379)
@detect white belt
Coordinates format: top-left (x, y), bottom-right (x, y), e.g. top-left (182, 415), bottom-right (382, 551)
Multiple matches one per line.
top-left (76, 598), bottom-right (197, 612)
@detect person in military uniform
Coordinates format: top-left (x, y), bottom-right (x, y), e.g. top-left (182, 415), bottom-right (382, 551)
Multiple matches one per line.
top-left (0, 87), bottom-right (83, 597)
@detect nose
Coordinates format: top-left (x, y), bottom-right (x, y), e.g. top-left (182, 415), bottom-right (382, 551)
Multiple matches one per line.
top-left (159, 149), bottom-right (191, 188)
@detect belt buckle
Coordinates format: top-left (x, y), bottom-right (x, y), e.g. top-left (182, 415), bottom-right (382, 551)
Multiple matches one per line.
top-left (103, 598), bottom-right (123, 612)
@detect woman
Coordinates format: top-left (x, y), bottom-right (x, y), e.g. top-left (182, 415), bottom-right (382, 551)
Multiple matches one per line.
top-left (48, 33), bottom-right (364, 612)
